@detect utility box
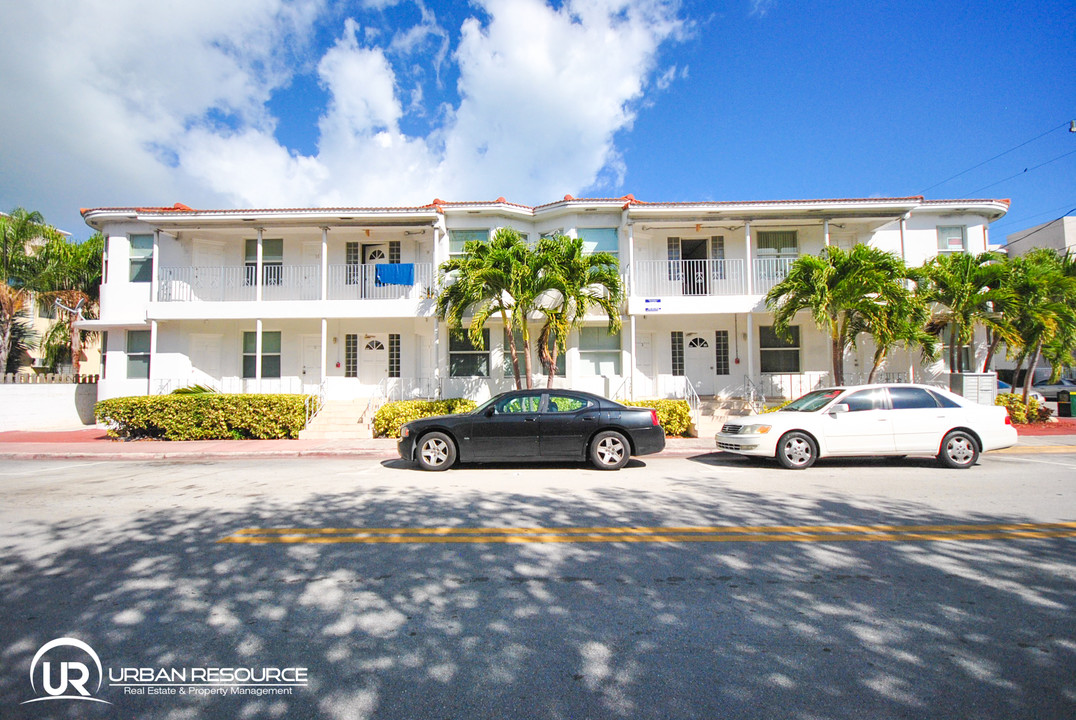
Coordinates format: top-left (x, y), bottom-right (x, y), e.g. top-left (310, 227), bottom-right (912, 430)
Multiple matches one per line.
top-left (1058, 391), bottom-right (1072, 418)
top-left (949, 373), bottom-right (998, 406)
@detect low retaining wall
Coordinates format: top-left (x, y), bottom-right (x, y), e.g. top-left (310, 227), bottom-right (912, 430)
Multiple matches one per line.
top-left (0, 383), bottom-right (99, 431)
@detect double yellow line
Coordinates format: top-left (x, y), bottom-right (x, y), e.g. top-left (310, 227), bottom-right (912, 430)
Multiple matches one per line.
top-left (218, 521), bottom-right (1076, 545)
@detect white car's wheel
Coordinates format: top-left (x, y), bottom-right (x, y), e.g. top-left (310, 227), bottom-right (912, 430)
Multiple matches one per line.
top-left (937, 430), bottom-right (978, 469)
top-left (776, 431), bottom-right (817, 470)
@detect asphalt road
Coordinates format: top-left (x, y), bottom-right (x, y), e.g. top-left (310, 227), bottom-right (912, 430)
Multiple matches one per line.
top-left (2, 452), bottom-right (1075, 719)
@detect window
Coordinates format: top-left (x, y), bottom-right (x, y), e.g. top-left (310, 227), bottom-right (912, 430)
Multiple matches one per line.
top-left (345, 243), bottom-right (361, 285)
top-left (449, 328), bottom-right (490, 377)
top-left (937, 226), bottom-right (966, 254)
top-left (242, 331), bottom-right (281, 378)
top-left (842, 388), bottom-right (886, 412)
top-left (577, 228), bottom-right (619, 257)
top-left (671, 331), bottom-right (684, 376)
top-left (578, 327), bottom-right (621, 376)
top-left (759, 326), bottom-right (800, 373)
top-left (126, 330), bottom-right (150, 379)
top-left (344, 334), bottom-right (358, 378)
top-left (715, 330), bottom-right (730, 375)
top-left (129, 234), bottom-right (153, 283)
top-left (889, 386), bottom-right (940, 410)
top-left (496, 393), bottom-right (542, 413)
top-left (503, 328), bottom-right (564, 377)
top-left (245, 239), bottom-right (284, 286)
top-left (547, 394), bottom-right (590, 413)
top-left (449, 229), bottom-right (489, 258)
top-left (757, 230), bottom-right (798, 257)
top-left (389, 334), bottom-right (401, 378)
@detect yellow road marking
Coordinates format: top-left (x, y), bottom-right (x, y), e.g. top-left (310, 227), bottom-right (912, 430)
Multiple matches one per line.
top-left (218, 521), bottom-right (1076, 545)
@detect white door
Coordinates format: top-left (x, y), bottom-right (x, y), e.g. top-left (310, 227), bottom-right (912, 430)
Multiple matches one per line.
top-left (301, 243), bottom-right (321, 296)
top-left (635, 333), bottom-right (654, 396)
top-left (684, 333), bottom-right (714, 395)
top-left (192, 242), bottom-right (224, 301)
top-left (189, 334), bottom-right (222, 385)
top-left (300, 336), bottom-right (321, 385)
top-left (360, 335), bottom-right (388, 386)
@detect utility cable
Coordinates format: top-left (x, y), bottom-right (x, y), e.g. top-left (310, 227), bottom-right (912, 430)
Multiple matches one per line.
top-left (962, 148), bottom-right (1076, 197)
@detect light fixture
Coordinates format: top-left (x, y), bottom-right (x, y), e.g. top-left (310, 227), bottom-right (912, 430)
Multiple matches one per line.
top-left (1071, 120), bottom-right (1076, 133)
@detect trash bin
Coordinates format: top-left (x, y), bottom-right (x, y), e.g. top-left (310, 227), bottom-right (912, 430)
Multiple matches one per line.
top-left (1058, 391), bottom-right (1072, 418)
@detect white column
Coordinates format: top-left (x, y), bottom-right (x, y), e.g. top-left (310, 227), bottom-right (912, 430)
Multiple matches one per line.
top-left (629, 315), bottom-right (637, 400)
top-left (152, 230), bottom-right (161, 302)
top-left (256, 228), bottom-right (264, 302)
top-left (626, 222), bottom-right (635, 298)
top-left (255, 319), bottom-right (263, 388)
top-left (320, 318), bottom-right (328, 383)
top-left (433, 317), bottom-right (441, 399)
top-left (321, 227), bottom-right (329, 301)
top-left (149, 319), bottom-right (158, 394)
top-left (823, 219), bottom-right (830, 247)
top-left (744, 222), bottom-right (753, 295)
top-left (745, 313), bottom-right (755, 387)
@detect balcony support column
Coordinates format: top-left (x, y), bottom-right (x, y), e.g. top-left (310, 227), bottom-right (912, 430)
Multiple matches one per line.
top-left (320, 318), bottom-right (328, 382)
top-left (744, 221), bottom-right (753, 295)
top-left (320, 227), bottom-right (329, 301)
top-left (152, 230), bottom-right (161, 302)
top-left (823, 219), bottom-right (830, 247)
top-left (745, 313), bottom-right (755, 389)
top-left (629, 315), bottom-right (637, 400)
top-left (149, 319), bottom-right (158, 394)
top-left (626, 222), bottom-right (635, 297)
top-left (255, 319), bottom-right (263, 389)
top-left (256, 228), bottom-right (264, 302)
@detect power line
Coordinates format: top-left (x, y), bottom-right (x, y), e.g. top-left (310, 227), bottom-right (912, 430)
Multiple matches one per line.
top-left (962, 148), bottom-right (1076, 197)
top-left (1002, 209), bottom-right (1076, 248)
top-left (991, 200), bottom-right (1076, 232)
top-left (918, 120), bottom-right (1072, 194)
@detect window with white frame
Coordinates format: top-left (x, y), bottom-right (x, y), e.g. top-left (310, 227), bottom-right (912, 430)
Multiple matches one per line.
top-left (756, 230), bottom-right (798, 257)
top-left (388, 334), bottom-right (401, 378)
top-left (715, 330), bottom-right (730, 375)
top-left (448, 229), bottom-right (489, 259)
top-left (449, 328), bottom-right (489, 377)
top-left (937, 226), bottom-right (966, 254)
top-left (577, 228), bottom-right (619, 258)
top-left (126, 330), bottom-right (150, 379)
top-left (578, 327), bottom-right (621, 376)
top-left (759, 325), bottom-right (800, 373)
top-left (244, 239), bottom-right (284, 286)
top-left (242, 331), bottom-right (281, 378)
top-left (344, 334), bottom-right (358, 377)
top-left (671, 331), bottom-right (684, 376)
top-left (129, 234), bottom-right (153, 283)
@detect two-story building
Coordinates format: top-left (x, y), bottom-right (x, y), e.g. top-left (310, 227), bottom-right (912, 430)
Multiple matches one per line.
top-left (81, 195), bottom-right (1009, 408)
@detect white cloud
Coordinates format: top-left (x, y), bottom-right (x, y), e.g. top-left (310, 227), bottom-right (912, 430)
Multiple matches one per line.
top-left (0, 0), bottom-right (684, 234)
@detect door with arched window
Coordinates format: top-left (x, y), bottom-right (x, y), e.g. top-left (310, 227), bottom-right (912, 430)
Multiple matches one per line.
top-left (360, 335), bottom-right (388, 385)
top-left (684, 332), bottom-right (714, 395)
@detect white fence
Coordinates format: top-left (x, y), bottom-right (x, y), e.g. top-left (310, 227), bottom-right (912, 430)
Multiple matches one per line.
top-left (0, 382), bottom-right (99, 430)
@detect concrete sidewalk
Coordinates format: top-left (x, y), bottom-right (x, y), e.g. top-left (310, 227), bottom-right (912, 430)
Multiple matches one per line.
top-left (0, 427), bottom-right (1073, 462)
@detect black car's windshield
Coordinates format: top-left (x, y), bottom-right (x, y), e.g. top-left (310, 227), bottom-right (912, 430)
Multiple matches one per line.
top-left (781, 388), bottom-right (845, 412)
top-left (471, 397), bottom-right (498, 415)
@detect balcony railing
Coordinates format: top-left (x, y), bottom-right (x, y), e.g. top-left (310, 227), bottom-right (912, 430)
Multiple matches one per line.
top-left (753, 257), bottom-right (797, 296)
top-left (157, 263), bottom-right (432, 302)
top-left (633, 259), bottom-right (745, 297)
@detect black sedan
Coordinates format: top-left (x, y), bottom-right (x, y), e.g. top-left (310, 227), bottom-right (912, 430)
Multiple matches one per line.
top-left (398, 389), bottom-right (666, 471)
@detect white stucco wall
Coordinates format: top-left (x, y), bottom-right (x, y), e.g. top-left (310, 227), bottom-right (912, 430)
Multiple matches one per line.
top-left (0, 384), bottom-right (99, 430)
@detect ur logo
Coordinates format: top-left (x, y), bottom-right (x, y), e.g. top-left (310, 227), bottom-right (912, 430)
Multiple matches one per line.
top-left (22, 637), bottom-right (112, 705)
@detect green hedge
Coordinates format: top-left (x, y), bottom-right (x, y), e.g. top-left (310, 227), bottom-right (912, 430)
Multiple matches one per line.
top-left (995, 393), bottom-right (1052, 425)
top-left (623, 399), bottom-right (692, 437)
top-left (374, 398), bottom-right (478, 438)
top-left (95, 394), bottom-right (317, 440)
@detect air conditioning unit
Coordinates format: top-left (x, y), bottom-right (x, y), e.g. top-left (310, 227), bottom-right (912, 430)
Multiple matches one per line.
top-left (30, 357), bottom-right (47, 368)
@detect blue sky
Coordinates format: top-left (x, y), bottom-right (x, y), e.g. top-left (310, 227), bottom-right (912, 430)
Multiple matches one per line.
top-left (0, 0), bottom-right (1072, 242)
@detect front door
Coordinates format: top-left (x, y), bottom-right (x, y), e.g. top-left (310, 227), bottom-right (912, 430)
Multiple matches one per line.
top-left (189, 334), bottom-right (221, 384)
top-left (300, 336), bottom-right (321, 386)
top-left (680, 238), bottom-right (709, 296)
top-left (360, 335), bottom-right (387, 386)
top-left (685, 333), bottom-right (714, 395)
top-left (301, 243), bottom-right (321, 298)
top-left (362, 244), bottom-right (389, 297)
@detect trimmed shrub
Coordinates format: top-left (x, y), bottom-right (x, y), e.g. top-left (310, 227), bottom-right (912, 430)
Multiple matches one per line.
top-left (995, 393), bottom-right (1052, 425)
top-left (374, 398), bottom-right (478, 438)
top-left (623, 399), bottom-right (692, 437)
top-left (95, 394), bottom-right (315, 440)
top-left (761, 399), bottom-right (793, 414)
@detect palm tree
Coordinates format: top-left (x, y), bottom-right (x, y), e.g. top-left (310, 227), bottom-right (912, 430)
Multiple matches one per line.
top-left (765, 244), bottom-right (915, 385)
top-left (848, 285), bottom-right (938, 382)
top-left (33, 233), bottom-right (104, 375)
top-left (0, 208), bottom-right (61, 373)
top-left (436, 228), bottom-right (530, 389)
top-left (533, 235), bottom-right (622, 388)
top-left (916, 251), bottom-right (1013, 374)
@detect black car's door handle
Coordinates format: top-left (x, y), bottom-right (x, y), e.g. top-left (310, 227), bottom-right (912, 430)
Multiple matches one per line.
top-left (525, 417), bottom-right (538, 422)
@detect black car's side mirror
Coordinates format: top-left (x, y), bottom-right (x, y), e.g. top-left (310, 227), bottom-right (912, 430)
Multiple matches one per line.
top-left (485, 406), bottom-right (496, 417)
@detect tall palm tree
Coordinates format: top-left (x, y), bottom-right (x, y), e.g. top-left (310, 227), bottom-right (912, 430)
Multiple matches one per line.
top-left (533, 235), bottom-right (622, 388)
top-left (916, 251), bottom-right (1011, 374)
top-left (765, 244), bottom-right (914, 385)
top-left (33, 233), bottom-right (104, 375)
top-left (436, 228), bottom-right (530, 389)
top-left (848, 284), bottom-right (937, 382)
top-left (0, 208), bottom-right (61, 373)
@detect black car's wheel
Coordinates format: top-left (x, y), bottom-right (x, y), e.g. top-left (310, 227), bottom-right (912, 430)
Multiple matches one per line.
top-left (776, 431), bottom-right (817, 469)
top-left (937, 430), bottom-right (978, 469)
top-left (416, 432), bottom-right (457, 471)
top-left (589, 430), bottom-right (630, 470)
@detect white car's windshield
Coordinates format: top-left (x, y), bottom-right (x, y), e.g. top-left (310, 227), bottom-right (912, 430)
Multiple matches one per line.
top-left (781, 388), bottom-right (845, 412)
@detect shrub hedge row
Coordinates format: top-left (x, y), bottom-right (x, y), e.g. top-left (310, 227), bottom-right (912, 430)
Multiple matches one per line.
top-left (373, 398), bottom-right (478, 438)
top-left (995, 393), bottom-right (1052, 425)
top-left (95, 394), bottom-right (317, 440)
top-left (373, 397), bottom-right (694, 438)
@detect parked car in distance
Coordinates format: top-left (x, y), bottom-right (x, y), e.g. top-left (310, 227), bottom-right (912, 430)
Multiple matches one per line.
top-left (398, 389), bottom-right (666, 471)
top-left (715, 384), bottom-right (1017, 470)
top-left (1031, 377), bottom-right (1076, 402)
top-left (997, 380), bottom-right (1046, 404)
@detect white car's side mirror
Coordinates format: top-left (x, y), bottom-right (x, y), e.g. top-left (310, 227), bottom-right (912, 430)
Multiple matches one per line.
top-left (829, 403), bottom-right (850, 414)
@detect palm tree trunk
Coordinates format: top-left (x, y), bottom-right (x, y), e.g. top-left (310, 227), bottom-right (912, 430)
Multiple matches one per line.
top-left (1022, 339), bottom-right (1043, 403)
top-left (520, 321), bottom-right (533, 389)
top-left (68, 318), bottom-right (82, 376)
top-left (868, 348), bottom-right (886, 383)
top-left (831, 334), bottom-right (844, 385)
top-left (0, 318), bottom-right (11, 374)
top-left (500, 310), bottom-right (522, 389)
top-left (948, 324), bottom-right (958, 373)
top-left (982, 332), bottom-right (1001, 373)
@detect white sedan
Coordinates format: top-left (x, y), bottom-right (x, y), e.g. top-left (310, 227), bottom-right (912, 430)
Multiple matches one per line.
top-left (715, 384), bottom-right (1017, 469)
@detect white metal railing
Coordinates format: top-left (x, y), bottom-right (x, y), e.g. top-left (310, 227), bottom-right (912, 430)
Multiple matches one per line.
top-left (328, 263), bottom-right (433, 301)
top-left (653, 375), bottom-right (700, 428)
top-left (753, 257), bottom-right (797, 295)
top-left (755, 372), bottom-right (830, 400)
top-left (305, 381), bottom-right (327, 427)
top-left (159, 266), bottom-right (254, 302)
top-left (842, 371), bottom-right (909, 385)
top-left (632, 259), bottom-right (745, 297)
top-left (742, 375), bottom-right (766, 414)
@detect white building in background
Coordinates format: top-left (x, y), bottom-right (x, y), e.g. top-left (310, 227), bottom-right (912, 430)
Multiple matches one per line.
top-left (1005, 215), bottom-right (1076, 257)
top-left (81, 195), bottom-right (1009, 404)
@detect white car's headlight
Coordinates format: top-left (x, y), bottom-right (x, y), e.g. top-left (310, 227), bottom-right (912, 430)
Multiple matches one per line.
top-left (741, 424), bottom-right (772, 435)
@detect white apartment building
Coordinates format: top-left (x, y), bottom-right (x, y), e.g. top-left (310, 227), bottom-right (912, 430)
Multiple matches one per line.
top-left (81, 195), bottom-right (1009, 405)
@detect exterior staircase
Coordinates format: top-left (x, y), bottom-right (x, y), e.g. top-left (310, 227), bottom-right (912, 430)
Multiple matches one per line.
top-left (298, 398), bottom-right (374, 440)
top-left (691, 395), bottom-right (756, 440)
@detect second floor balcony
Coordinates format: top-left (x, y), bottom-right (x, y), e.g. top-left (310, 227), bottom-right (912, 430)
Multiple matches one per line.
top-left (632, 258), bottom-right (797, 298)
top-left (158, 263), bottom-right (434, 303)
